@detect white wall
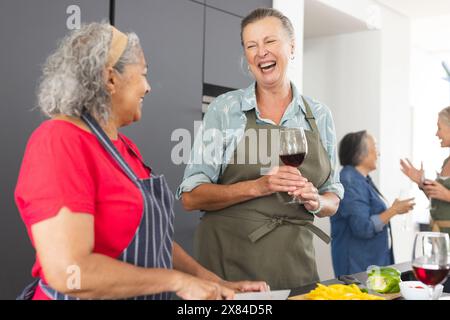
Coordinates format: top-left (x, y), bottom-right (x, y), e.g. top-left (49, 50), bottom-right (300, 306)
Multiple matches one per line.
top-left (273, 0), bottom-right (305, 92)
top-left (304, 30), bottom-right (382, 280)
top-left (276, 0), bottom-right (412, 279)
top-left (303, 0), bottom-right (413, 279)
top-left (377, 7), bottom-right (414, 263)
top-left (317, 0), bottom-right (381, 28)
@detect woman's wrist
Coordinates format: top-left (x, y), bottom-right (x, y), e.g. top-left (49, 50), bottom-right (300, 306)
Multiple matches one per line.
top-left (195, 267), bottom-right (222, 283)
top-left (307, 195), bottom-right (322, 215)
top-left (166, 270), bottom-right (186, 293)
top-left (250, 178), bottom-right (268, 198)
top-left (388, 206), bottom-right (398, 218)
top-left (446, 189), bottom-right (450, 202)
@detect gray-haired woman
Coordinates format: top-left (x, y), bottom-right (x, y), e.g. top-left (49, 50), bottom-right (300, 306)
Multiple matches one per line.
top-left (15, 22), bottom-right (267, 300)
top-left (401, 106), bottom-right (450, 235)
top-left (331, 131), bottom-right (415, 276)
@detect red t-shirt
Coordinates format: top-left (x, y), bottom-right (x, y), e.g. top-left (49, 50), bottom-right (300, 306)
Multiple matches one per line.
top-left (15, 120), bottom-right (151, 300)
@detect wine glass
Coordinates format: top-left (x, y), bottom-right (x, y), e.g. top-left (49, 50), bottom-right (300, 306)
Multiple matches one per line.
top-left (421, 171), bottom-right (439, 211)
top-left (398, 188), bottom-right (413, 230)
top-left (279, 127), bottom-right (308, 204)
top-left (412, 232), bottom-right (450, 300)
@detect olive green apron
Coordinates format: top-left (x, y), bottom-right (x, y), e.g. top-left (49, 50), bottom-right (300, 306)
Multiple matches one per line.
top-left (430, 156), bottom-right (450, 235)
top-left (194, 98), bottom-right (332, 290)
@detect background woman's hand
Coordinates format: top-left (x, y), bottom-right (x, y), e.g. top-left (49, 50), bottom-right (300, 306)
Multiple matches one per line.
top-left (400, 158), bottom-right (423, 185)
top-left (390, 197), bottom-right (416, 215)
top-left (423, 180), bottom-right (450, 202)
top-left (255, 166), bottom-right (307, 197)
top-left (175, 274), bottom-right (235, 300)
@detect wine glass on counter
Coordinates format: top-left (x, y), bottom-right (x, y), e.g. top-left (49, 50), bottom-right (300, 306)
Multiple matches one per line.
top-left (412, 232), bottom-right (450, 300)
top-left (279, 127), bottom-right (308, 204)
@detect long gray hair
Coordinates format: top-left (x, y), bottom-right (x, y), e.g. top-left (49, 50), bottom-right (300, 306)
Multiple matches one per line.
top-left (37, 22), bottom-right (142, 123)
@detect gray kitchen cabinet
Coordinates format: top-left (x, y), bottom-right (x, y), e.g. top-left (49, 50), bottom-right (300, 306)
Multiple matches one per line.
top-left (115, 0), bottom-right (204, 254)
top-left (206, 0), bottom-right (272, 17)
top-left (204, 6), bottom-right (253, 90)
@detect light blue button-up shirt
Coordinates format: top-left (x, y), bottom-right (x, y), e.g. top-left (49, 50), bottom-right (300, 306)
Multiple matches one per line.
top-left (176, 82), bottom-right (344, 200)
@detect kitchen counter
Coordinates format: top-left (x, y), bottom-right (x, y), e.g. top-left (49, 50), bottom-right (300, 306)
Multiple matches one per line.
top-left (289, 261), bottom-right (450, 298)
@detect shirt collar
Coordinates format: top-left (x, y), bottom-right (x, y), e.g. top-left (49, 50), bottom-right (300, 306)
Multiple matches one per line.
top-left (241, 82), bottom-right (307, 118)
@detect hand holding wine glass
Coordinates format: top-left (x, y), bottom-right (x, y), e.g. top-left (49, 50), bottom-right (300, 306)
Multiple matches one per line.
top-left (397, 189), bottom-right (415, 230)
top-left (412, 232), bottom-right (450, 300)
top-left (421, 171), bottom-right (440, 210)
top-left (279, 127), bottom-right (308, 204)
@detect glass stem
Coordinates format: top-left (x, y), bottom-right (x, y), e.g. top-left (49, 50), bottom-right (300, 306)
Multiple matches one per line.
top-left (428, 285), bottom-right (436, 300)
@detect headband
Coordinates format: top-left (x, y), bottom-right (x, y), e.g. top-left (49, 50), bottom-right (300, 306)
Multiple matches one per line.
top-left (107, 26), bottom-right (128, 67)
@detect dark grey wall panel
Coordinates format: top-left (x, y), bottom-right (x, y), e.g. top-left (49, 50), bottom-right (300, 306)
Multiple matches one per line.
top-left (115, 0), bottom-right (204, 256)
top-left (206, 0), bottom-right (272, 17)
top-left (204, 7), bottom-right (253, 90)
top-left (0, 0), bottom-right (109, 299)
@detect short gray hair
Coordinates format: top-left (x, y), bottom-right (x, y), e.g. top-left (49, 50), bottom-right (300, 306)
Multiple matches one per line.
top-left (241, 8), bottom-right (295, 46)
top-left (38, 22), bottom-right (142, 123)
top-left (438, 106), bottom-right (450, 126)
top-left (338, 130), bottom-right (369, 166)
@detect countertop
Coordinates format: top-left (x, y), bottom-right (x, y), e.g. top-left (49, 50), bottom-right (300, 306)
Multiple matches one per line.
top-left (289, 261), bottom-right (450, 298)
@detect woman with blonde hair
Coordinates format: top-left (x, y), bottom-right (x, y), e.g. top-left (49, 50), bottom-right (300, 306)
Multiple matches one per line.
top-left (401, 106), bottom-right (450, 234)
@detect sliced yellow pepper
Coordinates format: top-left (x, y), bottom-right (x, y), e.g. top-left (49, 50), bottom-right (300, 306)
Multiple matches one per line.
top-left (305, 283), bottom-right (385, 300)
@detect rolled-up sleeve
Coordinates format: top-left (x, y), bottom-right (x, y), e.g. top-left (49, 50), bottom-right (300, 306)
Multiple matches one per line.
top-left (176, 102), bottom-right (225, 200)
top-left (339, 184), bottom-right (384, 239)
top-left (370, 215), bottom-right (385, 233)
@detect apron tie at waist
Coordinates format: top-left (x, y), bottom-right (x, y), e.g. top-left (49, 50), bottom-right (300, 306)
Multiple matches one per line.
top-left (248, 216), bottom-right (331, 244)
top-left (431, 220), bottom-right (450, 232)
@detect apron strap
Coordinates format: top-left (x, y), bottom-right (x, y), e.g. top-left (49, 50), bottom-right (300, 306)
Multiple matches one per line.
top-left (244, 108), bottom-right (258, 127)
top-left (80, 111), bottom-right (139, 183)
top-left (118, 135), bottom-right (153, 173)
top-left (301, 97), bottom-right (319, 134)
top-left (247, 216), bottom-right (331, 244)
top-left (431, 219), bottom-right (450, 232)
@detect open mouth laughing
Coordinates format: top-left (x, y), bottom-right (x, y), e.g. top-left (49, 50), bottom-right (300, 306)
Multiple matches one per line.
top-left (258, 61), bottom-right (276, 73)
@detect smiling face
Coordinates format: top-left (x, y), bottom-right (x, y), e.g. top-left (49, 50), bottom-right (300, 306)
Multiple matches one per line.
top-left (108, 51), bottom-right (151, 127)
top-left (436, 117), bottom-right (450, 147)
top-left (242, 16), bottom-right (294, 90)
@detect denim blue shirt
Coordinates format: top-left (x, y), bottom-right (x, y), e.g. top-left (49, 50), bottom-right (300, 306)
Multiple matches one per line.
top-left (331, 165), bottom-right (393, 277)
top-left (176, 82), bottom-right (344, 199)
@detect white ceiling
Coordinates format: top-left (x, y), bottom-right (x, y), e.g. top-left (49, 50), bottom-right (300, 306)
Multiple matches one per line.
top-left (304, 0), bottom-right (370, 39)
top-left (376, 0), bottom-right (450, 18)
top-left (412, 16), bottom-right (450, 53)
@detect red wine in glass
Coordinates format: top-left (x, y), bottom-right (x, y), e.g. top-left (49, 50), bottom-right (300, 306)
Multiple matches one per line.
top-left (280, 152), bottom-right (306, 167)
top-left (279, 127), bottom-right (308, 204)
top-left (412, 264), bottom-right (450, 286)
top-left (412, 232), bottom-right (450, 299)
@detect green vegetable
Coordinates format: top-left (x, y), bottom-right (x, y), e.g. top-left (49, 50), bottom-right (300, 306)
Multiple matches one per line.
top-left (366, 266), bottom-right (401, 294)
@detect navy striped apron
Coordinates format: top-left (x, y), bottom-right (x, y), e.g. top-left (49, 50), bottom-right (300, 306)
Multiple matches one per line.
top-left (19, 112), bottom-right (175, 300)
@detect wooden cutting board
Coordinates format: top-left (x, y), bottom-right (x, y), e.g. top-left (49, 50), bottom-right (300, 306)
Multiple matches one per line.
top-left (288, 291), bottom-right (402, 300)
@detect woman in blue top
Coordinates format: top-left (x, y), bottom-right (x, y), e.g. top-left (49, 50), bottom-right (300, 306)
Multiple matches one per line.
top-left (331, 131), bottom-right (415, 277)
